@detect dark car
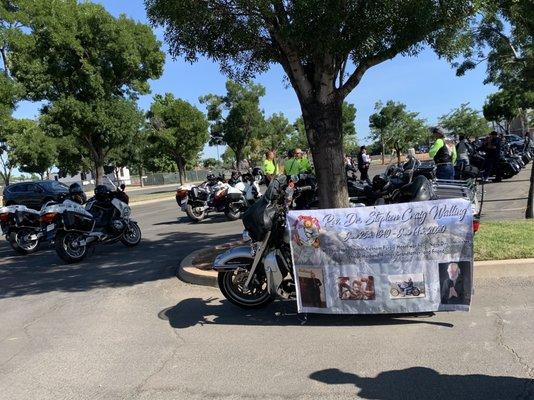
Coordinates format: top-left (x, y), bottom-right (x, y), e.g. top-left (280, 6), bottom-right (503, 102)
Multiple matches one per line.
top-left (2, 180), bottom-right (83, 210)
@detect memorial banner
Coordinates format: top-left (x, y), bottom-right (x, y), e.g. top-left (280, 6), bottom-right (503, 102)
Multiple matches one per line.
top-left (287, 199), bottom-right (473, 314)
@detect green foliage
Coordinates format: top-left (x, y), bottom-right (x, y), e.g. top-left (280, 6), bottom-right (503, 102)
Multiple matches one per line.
top-left (147, 93), bottom-right (209, 183)
top-left (260, 112), bottom-right (294, 157)
top-left (438, 103), bottom-right (489, 139)
top-left (8, 118), bottom-right (56, 177)
top-left (203, 157), bottom-right (222, 169)
top-left (454, 0), bottom-right (533, 95)
top-left (369, 100), bottom-right (428, 162)
top-left (200, 80), bottom-right (265, 164)
top-left (40, 96), bottom-right (144, 182)
top-left (483, 90), bottom-right (534, 132)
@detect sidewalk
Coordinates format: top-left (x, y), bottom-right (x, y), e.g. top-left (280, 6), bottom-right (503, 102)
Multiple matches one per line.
top-left (178, 245), bottom-right (534, 288)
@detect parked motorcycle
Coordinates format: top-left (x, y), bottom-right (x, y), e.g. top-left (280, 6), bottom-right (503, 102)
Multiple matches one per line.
top-left (223, 169), bottom-right (262, 220)
top-left (0, 183), bottom-right (86, 254)
top-left (390, 282), bottom-right (421, 297)
top-left (43, 184), bottom-right (141, 263)
top-left (176, 173), bottom-right (229, 222)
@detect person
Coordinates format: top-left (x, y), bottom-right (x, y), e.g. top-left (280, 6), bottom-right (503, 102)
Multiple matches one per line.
top-left (456, 135), bottom-right (471, 169)
top-left (482, 131), bottom-right (502, 182)
top-left (357, 146), bottom-right (371, 183)
top-left (309, 272), bottom-right (323, 308)
top-left (299, 150), bottom-right (313, 173)
top-left (263, 150), bottom-right (278, 185)
top-left (441, 263), bottom-right (464, 304)
top-left (284, 149), bottom-right (302, 176)
top-left (429, 127), bottom-right (457, 179)
top-left (524, 132), bottom-right (532, 151)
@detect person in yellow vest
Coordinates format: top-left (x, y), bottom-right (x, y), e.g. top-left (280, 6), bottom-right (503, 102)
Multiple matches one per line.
top-left (284, 148), bottom-right (302, 175)
top-left (263, 150), bottom-right (278, 184)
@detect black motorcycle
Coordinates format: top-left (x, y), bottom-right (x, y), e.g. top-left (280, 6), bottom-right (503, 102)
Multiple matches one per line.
top-left (43, 184), bottom-right (141, 263)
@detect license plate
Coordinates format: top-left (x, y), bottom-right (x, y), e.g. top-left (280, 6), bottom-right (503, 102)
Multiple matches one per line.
top-left (46, 223), bottom-right (56, 232)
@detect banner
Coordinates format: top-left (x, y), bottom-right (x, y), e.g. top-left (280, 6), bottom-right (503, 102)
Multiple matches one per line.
top-left (287, 199), bottom-right (473, 314)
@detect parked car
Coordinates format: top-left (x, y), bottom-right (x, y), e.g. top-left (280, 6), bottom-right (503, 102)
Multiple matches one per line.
top-left (2, 180), bottom-right (86, 210)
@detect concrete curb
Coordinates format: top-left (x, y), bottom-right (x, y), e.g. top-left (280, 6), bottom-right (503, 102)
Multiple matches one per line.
top-left (178, 246), bottom-right (534, 288)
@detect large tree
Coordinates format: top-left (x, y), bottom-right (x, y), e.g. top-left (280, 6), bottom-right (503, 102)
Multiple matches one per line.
top-left (438, 103), bottom-right (489, 139)
top-left (369, 101), bottom-right (427, 164)
top-left (200, 80), bottom-right (266, 166)
top-left (147, 93), bottom-right (209, 184)
top-left (10, 0), bottom-right (164, 183)
top-left (9, 118), bottom-right (56, 179)
top-left (146, 0), bottom-right (477, 207)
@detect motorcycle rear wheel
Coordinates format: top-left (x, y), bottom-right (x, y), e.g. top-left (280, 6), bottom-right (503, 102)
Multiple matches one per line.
top-left (224, 204), bottom-right (242, 221)
top-left (55, 231), bottom-right (88, 264)
top-left (186, 204), bottom-right (206, 222)
top-left (9, 229), bottom-right (40, 255)
top-left (218, 269), bottom-right (274, 309)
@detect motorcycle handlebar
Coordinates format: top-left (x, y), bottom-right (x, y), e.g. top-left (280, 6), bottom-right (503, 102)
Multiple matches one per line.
top-left (296, 185), bottom-right (313, 193)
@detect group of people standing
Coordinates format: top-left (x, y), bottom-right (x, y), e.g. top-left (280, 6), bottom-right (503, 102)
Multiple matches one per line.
top-left (345, 146), bottom-right (372, 183)
top-left (262, 148), bottom-right (313, 184)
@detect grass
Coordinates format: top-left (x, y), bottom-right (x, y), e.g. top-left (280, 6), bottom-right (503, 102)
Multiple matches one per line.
top-left (129, 191), bottom-right (176, 204)
top-left (474, 220), bottom-right (534, 261)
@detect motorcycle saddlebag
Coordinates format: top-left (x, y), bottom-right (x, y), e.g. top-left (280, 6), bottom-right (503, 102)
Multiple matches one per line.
top-left (191, 187), bottom-right (209, 202)
top-left (227, 192), bottom-right (243, 201)
top-left (63, 210), bottom-right (95, 232)
top-left (400, 175), bottom-right (435, 202)
top-left (242, 196), bottom-right (276, 242)
top-left (15, 210), bottom-right (41, 228)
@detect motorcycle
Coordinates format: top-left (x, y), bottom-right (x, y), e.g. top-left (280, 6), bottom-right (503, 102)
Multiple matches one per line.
top-left (43, 184), bottom-right (141, 263)
top-left (390, 282), bottom-right (421, 297)
top-left (0, 183), bottom-right (86, 254)
top-left (223, 170), bottom-right (262, 221)
top-left (213, 175), bottom-right (311, 308)
top-left (176, 173), bottom-right (230, 222)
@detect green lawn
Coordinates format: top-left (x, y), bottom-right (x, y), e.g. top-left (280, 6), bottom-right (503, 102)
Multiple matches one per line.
top-left (474, 220), bottom-right (534, 261)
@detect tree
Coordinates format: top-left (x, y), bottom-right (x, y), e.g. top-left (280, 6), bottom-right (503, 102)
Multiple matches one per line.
top-left (201, 80), bottom-right (266, 166)
top-left (454, 0), bottom-right (533, 95)
top-left (9, 118), bottom-right (56, 179)
top-left (10, 0), bottom-right (164, 183)
top-left (483, 90), bottom-right (534, 133)
top-left (147, 93), bottom-right (209, 184)
top-left (369, 101), bottom-right (427, 164)
top-left (203, 158), bottom-right (222, 169)
top-left (261, 112), bottom-right (294, 157)
top-left (147, 0), bottom-right (477, 208)
top-left (438, 104), bottom-right (489, 139)
top-left (342, 102), bottom-right (358, 155)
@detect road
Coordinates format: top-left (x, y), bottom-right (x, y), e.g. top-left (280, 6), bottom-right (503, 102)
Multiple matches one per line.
top-left (0, 170), bottom-right (533, 399)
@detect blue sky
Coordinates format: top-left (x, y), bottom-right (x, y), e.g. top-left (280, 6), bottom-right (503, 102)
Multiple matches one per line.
top-left (13, 0), bottom-right (497, 161)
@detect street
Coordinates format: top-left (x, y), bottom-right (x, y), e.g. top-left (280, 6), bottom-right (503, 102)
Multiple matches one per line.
top-left (1, 176), bottom-right (533, 399)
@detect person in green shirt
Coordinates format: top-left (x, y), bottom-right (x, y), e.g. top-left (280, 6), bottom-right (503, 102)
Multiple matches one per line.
top-left (429, 127), bottom-right (457, 179)
top-left (284, 148), bottom-right (303, 175)
top-left (263, 150), bottom-right (278, 184)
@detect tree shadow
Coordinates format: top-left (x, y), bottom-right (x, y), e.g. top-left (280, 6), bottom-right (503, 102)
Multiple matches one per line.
top-left (309, 367), bottom-right (533, 400)
top-left (159, 297), bottom-right (454, 329)
top-left (153, 213), bottom-right (235, 226)
top-left (0, 230), bottom-right (240, 299)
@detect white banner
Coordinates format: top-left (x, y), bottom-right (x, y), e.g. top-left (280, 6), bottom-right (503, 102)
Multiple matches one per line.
top-left (287, 199), bottom-right (473, 314)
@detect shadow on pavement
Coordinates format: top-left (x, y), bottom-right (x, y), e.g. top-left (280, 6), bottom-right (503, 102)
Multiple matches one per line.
top-left (153, 214), bottom-right (231, 226)
top-left (309, 367), bottom-right (532, 400)
top-left (0, 231), bottom-right (239, 299)
top-left (159, 297), bottom-right (453, 329)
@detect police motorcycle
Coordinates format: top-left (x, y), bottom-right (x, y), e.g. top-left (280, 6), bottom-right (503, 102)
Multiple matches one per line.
top-left (0, 183), bottom-right (86, 255)
top-left (213, 175), bottom-right (314, 309)
top-left (43, 183), bottom-right (141, 263)
top-left (223, 169), bottom-right (263, 221)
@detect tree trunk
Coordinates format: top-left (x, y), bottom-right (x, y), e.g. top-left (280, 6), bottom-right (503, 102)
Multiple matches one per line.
top-left (395, 146), bottom-right (402, 165)
top-left (176, 159), bottom-right (185, 185)
top-left (95, 164), bottom-right (105, 185)
top-left (381, 139), bottom-right (386, 165)
top-left (302, 100), bottom-right (348, 209)
top-left (139, 166), bottom-right (144, 187)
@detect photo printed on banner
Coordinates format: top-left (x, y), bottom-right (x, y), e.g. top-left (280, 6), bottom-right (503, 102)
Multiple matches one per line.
top-left (297, 267), bottom-right (327, 309)
top-left (388, 274), bottom-right (426, 299)
top-left (438, 261), bottom-right (472, 310)
top-left (337, 276), bottom-right (376, 300)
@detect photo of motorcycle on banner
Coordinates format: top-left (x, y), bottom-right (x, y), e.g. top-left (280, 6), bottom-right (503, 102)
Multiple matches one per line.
top-left (287, 198), bottom-right (474, 314)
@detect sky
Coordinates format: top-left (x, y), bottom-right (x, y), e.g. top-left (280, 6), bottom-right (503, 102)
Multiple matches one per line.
top-left (12, 0), bottom-right (497, 162)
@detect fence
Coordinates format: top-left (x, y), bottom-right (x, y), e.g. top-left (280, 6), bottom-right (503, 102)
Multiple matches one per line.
top-left (131, 169), bottom-right (228, 187)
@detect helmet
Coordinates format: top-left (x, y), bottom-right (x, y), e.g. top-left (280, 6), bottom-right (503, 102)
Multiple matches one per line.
top-left (252, 167), bottom-right (263, 176)
top-left (94, 184), bottom-right (111, 202)
top-left (69, 182), bottom-right (83, 195)
top-left (206, 173), bottom-right (216, 181)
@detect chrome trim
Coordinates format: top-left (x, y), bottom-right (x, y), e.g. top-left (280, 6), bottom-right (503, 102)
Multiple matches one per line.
top-left (212, 246), bottom-right (254, 271)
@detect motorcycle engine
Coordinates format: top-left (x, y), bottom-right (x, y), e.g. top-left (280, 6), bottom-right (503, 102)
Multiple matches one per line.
top-left (111, 219), bottom-right (126, 233)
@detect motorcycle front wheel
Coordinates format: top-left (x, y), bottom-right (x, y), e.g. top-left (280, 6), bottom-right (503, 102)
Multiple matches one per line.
top-left (390, 288), bottom-right (400, 297)
top-left (186, 204), bottom-right (206, 222)
top-left (218, 268), bottom-right (274, 309)
top-left (121, 221), bottom-right (142, 247)
top-left (55, 231), bottom-right (88, 264)
top-left (9, 229), bottom-right (40, 255)
top-left (224, 203), bottom-right (243, 221)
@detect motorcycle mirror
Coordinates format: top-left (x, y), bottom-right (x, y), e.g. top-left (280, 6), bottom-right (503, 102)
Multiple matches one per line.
top-left (120, 183), bottom-right (126, 191)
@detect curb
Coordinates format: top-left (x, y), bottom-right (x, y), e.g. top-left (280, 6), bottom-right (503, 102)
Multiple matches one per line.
top-left (178, 247), bottom-right (534, 288)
